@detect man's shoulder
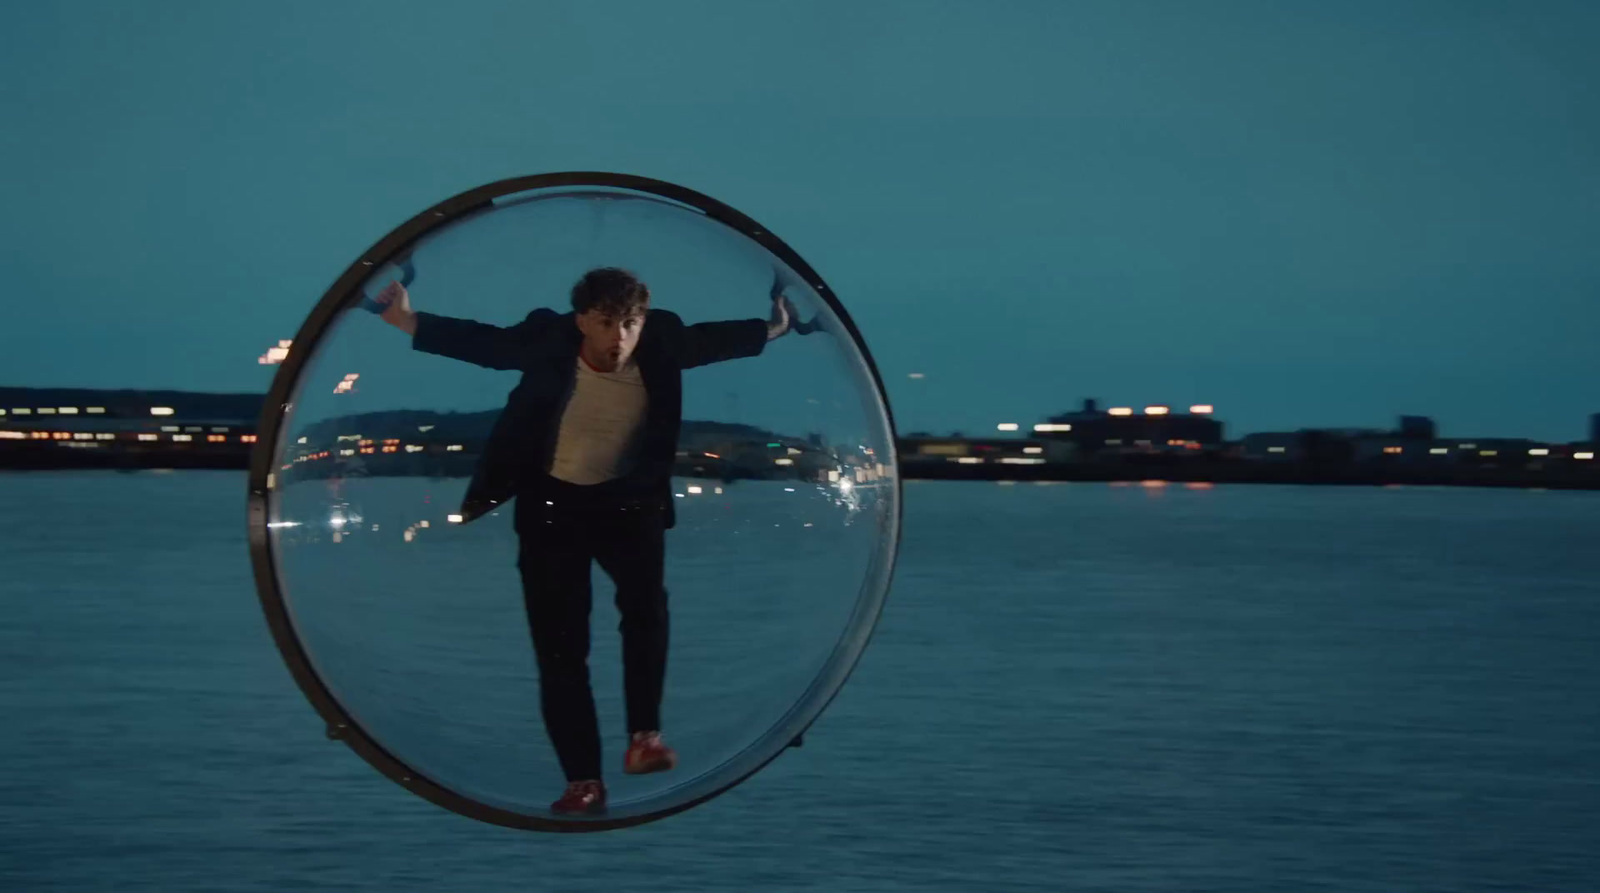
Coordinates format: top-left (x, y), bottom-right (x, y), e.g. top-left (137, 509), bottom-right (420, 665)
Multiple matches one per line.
top-left (522, 307), bottom-right (565, 325)
top-left (645, 308), bottom-right (684, 327)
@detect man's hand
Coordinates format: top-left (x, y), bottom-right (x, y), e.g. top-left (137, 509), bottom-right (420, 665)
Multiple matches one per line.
top-left (767, 293), bottom-right (796, 341)
top-left (373, 280), bottom-right (418, 336)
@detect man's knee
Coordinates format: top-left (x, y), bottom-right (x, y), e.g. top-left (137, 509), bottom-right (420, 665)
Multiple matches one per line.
top-left (616, 587), bottom-right (669, 631)
top-left (534, 645), bottom-right (592, 681)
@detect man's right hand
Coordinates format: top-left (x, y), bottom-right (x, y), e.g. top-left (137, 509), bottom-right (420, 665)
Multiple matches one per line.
top-left (373, 281), bottom-right (418, 336)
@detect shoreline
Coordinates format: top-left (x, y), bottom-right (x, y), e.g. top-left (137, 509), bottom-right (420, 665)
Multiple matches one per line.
top-left (3, 449), bottom-right (1597, 492)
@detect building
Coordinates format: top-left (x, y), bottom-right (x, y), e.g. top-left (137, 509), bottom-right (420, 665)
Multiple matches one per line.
top-left (1239, 432), bottom-right (1303, 461)
top-left (1397, 416), bottom-right (1436, 441)
top-left (0, 386), bottom-right (262, 469)
top-left (897, 435), bottom-right (1069, 469)
top-left (1032, 398), bottom-right (1224, 455)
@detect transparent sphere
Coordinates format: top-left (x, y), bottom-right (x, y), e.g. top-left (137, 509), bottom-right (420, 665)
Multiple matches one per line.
top-left (247, 175), bottom-right (900, 830)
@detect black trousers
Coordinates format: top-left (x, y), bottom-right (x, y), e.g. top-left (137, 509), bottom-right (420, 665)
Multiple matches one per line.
top-left (514, 477), bottom-right (669, 782)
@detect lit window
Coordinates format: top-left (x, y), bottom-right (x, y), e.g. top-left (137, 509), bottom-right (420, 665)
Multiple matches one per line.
top-left (996, 423), bottom-right (1019, 432)
top-left (955, 457), bottom-right (984, 464)
top-left (1577, 452), bottom-right (1595, 460)
top-left (0, 431), bottom-right (23, 440)
top-left (137, 434), bottom-right (158, 442)
top-left (11, 408), bottom-right (30, 415)
top-left (1528, 448), bottom-right (1550, 457)
top-left (211, 427), bottom-right (229, 433)
top-left (1189, 404), bottom-right (1214, 414)
top-left (58, 407), bottom-right (79, 414)
top-left (1479, 450), bottom-right (1498, 457)
top-left (73, 432), bottom-right (93, 440)
top-left (1429, 448), bottom-right (1448, 455)
top-left (446, 514), bottom-right (463, 524)
top-left (775, 457), bottom-right (795, 466)
top-left (86, 407), bottom-right (105, 414)
top-left (405, 444), bottom-right (423, 453)
top-left (1023, 446), bottom-right (1043, 454)
top-left (172, 434), bottom-right (193, 442)
top-left (39, 408), bottom-right (56, 415)
top-left (240, 435), bottom-right (257, 443)
top-left (1383, 446), bottom-right (1403, 455)
top-left (687, 485), bottom-right (703, 494)
top-left (1107, 407), bottom-right (1133, 417)
top-left (1033, 423), bottom-right (1072, 433)
top-left (1143, 406), bottom-right (1170, 416)
top-left (207, 435), bottom-right (226, 443)
top-left (161, 426), bottom-right (179, 432)
top-left (446, 444), bottom-right (464, 451)
top-left (1268, 446), bottom-right (1287, 454)
top-left (95, 433), bottom-right (115, 441)
top-left (150, 407), bottom-right (175, 416)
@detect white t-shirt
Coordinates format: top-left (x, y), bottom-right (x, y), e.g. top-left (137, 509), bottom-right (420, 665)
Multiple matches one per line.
top-left (548, 356), bottom-right (649, 485)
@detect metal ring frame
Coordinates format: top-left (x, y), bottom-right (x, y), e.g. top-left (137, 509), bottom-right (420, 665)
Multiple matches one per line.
top-left (245, 172), bottom-right (901, 832)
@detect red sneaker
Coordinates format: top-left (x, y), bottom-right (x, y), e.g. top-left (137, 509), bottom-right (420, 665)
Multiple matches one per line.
top-left (624, 731), bottom-right (678, 775)
top-left (551, 779), bottom-right (606, 815)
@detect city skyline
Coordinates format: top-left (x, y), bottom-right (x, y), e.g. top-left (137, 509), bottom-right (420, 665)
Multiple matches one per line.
top-left (3, 382), bottom-right (1595, 449)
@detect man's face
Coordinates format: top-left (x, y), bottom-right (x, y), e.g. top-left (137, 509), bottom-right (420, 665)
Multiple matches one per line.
top-left (575, 305), bottom-right (646, 371)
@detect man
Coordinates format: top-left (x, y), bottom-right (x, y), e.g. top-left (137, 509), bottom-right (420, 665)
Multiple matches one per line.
top-left (373, 267), bottom-right (794, 815)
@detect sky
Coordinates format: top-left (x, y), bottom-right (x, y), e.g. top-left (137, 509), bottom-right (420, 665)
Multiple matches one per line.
top-left (1, 0), bottom-right (1596, 441)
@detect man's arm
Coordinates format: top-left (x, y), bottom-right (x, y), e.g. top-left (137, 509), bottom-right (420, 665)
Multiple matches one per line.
top-left (674, 294), bottom-right (797, 370)
top-left (373, 281), bottom-right (555, 371)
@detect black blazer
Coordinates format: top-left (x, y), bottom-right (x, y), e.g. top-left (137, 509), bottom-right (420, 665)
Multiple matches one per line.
top-left (412, 307), bottom-right (770, 528)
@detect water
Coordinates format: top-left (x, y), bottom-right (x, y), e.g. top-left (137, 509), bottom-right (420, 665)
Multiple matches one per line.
top-left (2, 472), bottom-right (1598, 891)
top-left (265, 473), bottom-right (891, 821)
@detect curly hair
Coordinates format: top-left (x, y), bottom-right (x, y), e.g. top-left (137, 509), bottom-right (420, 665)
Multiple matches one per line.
top-left (570, 267), bottom-right (650, 316)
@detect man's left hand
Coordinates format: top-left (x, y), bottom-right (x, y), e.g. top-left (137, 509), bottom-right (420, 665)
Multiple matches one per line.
top-left (767, 293), bottom-right (796, 341)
